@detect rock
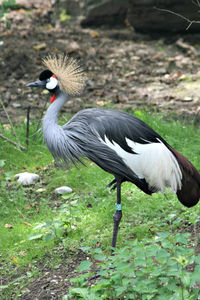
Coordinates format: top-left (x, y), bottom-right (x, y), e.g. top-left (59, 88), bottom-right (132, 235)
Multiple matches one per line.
top-left (81, 0), bottom-right (200, 33)
top-left (81, 0), bottom-right (129, 27)
top-left (54, 186), bottom-right (73, 194)
top-left (12, 103), bottom-right (21, 108)
top-left (127, 0), bottom-right (200, 33)
top-left (66, 41), bottom-right (80, 53)
top-left (14, 172), bottom-right (39, 185)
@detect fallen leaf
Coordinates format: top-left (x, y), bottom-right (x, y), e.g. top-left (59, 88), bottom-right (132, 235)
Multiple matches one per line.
top-left (19, 250), bottom-right (27, 256)
top-left (10, 256), bottom-right (18, 263)
top-left (93, 90), bottom-right (104, 96)
top-left (87, 47), bottom-right (96, 56)
top-left (24, 202), bottom-right (39, 210)
top-left (66, 41), bottom-right (80, 53)
top-left (89, 30), bottom-right (99, 38)
top-left (23, 222), bottom-right (32, 227)
top-left (3, 124), bottom-right (11, 130)
top-left (36, 188), bottom-right (46, 193)
top-left (47, 24), bottom-right (53, 29)
top-left (33, 42), bottom-right (46, 51)
top-left (5, 224), bottom-right (13, 229)
top-left (24, 204), bottom-right (32, 210)
top-left (96, 101), bottom-right (104, 106)
top-left (59, 9), bottom-right (71, 22)
top-left (18, 8), bottom-right (26, 14)
top-left (0, 87), bottom-right (7, 92)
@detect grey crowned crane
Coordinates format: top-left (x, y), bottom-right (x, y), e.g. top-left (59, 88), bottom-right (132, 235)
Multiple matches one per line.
top-left (27, 55), bottom-right (200, 249)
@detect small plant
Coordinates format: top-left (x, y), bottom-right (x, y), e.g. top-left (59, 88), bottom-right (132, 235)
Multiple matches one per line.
top-left (27, 219), bottom-right (67, 243)
top-left (67, 232), bottom-right (200, 300)
top-left (0, 0), bottom-right (17, 13)
top-left (0, 0), bottom-right (18, 20)
top-left (27, 194), bottom-right (82, 243)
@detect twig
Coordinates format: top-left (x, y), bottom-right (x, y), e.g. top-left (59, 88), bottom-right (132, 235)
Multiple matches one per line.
top-left (154, 6), bottom-right (200, 30)
top-left (0, 133), bottom-right (27, 151)
top-left (16, 207), bottom-right (26, 219)
top-left (26, 106), bottom-right (31, 147)
top-left (0, 97), bottom-right (20, 145)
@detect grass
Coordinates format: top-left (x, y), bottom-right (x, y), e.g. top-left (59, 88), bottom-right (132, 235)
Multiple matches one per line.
top-left (1, 109), bottom-right (200, 298)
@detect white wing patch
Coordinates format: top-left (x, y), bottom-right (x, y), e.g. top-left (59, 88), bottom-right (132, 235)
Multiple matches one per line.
top-left (101, 136), bottom-right (182, 193)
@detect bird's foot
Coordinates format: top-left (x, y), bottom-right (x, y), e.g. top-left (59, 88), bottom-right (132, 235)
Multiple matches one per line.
top-left (106, 179), bottom-right (117, 191)
top-left (87, 271), bottom-right (101, 281)
top-left (87, 266), bottom-right (114, 281)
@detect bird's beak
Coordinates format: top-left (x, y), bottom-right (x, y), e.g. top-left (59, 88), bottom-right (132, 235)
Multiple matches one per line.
top-left (26, 80), bottom-right (46, 88)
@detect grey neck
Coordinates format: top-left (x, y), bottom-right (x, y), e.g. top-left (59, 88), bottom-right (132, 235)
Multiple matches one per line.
top-left (43, 91), bottom-right (67, 128)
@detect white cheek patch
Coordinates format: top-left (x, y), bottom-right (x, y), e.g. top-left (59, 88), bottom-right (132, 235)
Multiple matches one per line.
top-left (46, 76), bottom-right (58, 90)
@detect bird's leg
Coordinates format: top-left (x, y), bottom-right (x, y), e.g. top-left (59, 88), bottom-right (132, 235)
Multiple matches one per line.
top-left (111, 178), bottom-right (122, 253)
top-left (88, 179), bottom-right (122, 280)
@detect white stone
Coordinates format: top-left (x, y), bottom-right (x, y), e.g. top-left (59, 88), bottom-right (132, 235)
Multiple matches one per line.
top-left (54, 186), bottom-right (73, 194)
top-left (14, 172), bottom-right (39, 185)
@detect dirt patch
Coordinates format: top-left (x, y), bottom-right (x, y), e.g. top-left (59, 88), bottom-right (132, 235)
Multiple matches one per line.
top-left (1, 247), bottom-right (88, 300)
top-left (1, 2), bottom-right (200, 125)
top-left (21, 249), bottom-right (87, 300)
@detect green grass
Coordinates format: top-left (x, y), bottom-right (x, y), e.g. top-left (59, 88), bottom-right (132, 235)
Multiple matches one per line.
top-left (1, 110), bottom-right (200, 298)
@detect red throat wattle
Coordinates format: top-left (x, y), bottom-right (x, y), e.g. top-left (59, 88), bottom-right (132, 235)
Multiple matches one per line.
top-left (50, 94), bottom-right (56, 103)
top-left (50, 74), bottom-right (57, 103)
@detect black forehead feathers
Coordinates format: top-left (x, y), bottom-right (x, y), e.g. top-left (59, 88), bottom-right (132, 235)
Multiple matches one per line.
top-left (39, 69), bottom-right (53, 81)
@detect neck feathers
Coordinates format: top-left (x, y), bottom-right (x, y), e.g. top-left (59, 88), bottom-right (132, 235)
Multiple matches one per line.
top-left (43, 91), bottom-right (67, 126)
top-left (42, 91), bottom-right (67, 157)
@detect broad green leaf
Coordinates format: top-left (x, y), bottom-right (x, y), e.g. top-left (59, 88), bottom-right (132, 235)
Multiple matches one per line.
top-left (174, 233), bottom-right (188, 245)
top-left (44, 233), bottom-right (55, 242)
top-left (77, 260), bottom-right (92, 272)
top-left (0, 159), bottom-right (5, 167)
top-left (27, 234), bottom-right (43, 240)
top-left (194, 254), bottom-right (200, 264)
top-left (94, 254), bottom-right (106, 261)
top-left (116, 286), bottom-right (126, 296)
top-left (156, 249), bottom-right (170, 262)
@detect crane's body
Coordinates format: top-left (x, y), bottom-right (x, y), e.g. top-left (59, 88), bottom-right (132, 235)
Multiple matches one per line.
top-left (44, 98), bottom-right (181, 196)
top-left (27, 55), bottom-right (200, 249)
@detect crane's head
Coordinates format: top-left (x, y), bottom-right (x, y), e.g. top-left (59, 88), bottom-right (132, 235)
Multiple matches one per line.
top-left (27, 54), bottom-right (85, 103)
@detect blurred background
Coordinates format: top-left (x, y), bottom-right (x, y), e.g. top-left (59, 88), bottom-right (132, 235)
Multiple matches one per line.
top-left (1, 0), bottom-right (200, 124)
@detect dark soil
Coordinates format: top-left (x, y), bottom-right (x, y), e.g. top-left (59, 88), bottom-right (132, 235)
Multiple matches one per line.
top-left (20, 249), bottom-right (87, 300)
top-left (1, 1), bottom-right (200, 125)
top-left (1, 1), bottom-right (200, 298)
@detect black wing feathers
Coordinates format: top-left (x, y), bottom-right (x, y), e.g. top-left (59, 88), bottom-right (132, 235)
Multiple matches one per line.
top-left (86, 108), bottom-right (163, 152)
top-left (64, 108), bottom-right (200, 204)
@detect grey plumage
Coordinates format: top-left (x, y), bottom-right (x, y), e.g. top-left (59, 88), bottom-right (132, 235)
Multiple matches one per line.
top-left (42, 89), bottom-right (152, 194)
top-left (27, 56), bottom-right (200, 251)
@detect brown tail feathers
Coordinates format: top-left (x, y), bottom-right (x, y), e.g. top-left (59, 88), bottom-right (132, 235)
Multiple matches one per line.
top-left (170, 147), bottom-right (200, 208)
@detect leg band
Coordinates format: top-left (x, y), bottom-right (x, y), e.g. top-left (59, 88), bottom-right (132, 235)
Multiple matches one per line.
top-left (115, 203), bottom-right (122, 211)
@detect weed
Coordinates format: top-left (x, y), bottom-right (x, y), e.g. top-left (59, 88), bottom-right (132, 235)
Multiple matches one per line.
top-left (67, 233), bottom-right (200, 299)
